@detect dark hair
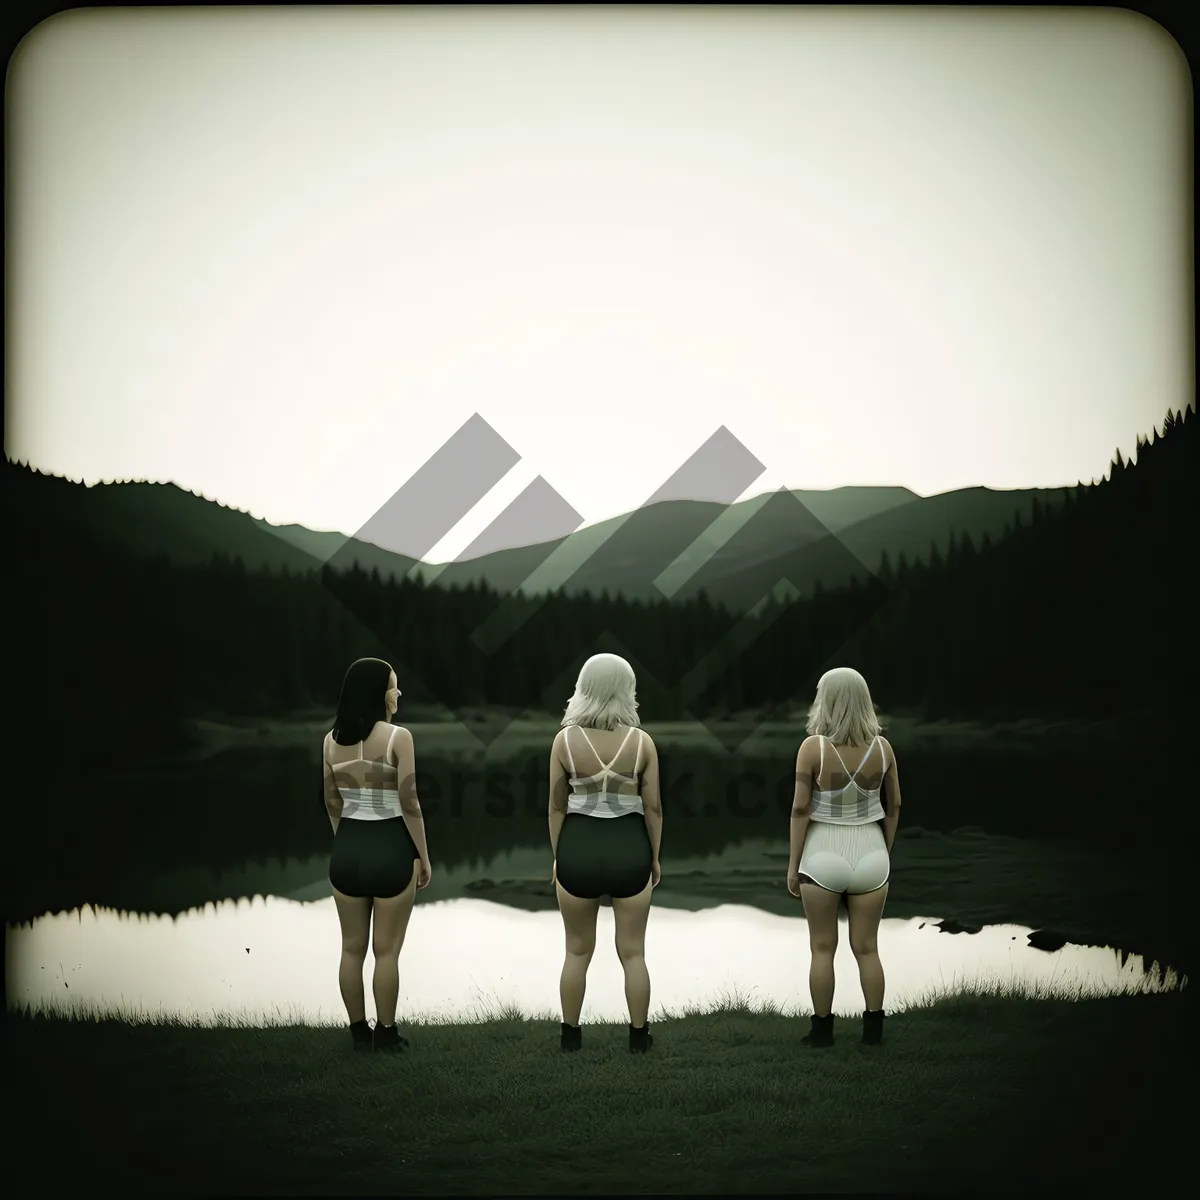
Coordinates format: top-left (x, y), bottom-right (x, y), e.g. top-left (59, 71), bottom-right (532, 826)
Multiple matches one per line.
top-left (332, 657), bottom-right (394, 745)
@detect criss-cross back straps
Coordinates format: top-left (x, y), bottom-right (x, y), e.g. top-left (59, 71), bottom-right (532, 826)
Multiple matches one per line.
top-left (578, 725), bottom-right (635, 774)
top-left (565, 725), bottom-right (636, 781)
top-left (822, 734), bottom-right (880, 788)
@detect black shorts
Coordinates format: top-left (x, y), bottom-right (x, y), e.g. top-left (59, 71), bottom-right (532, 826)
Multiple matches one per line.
top-left (556, 812), bottom-right (654, 900)
top-left (329, 816), bottom-right (420, 899)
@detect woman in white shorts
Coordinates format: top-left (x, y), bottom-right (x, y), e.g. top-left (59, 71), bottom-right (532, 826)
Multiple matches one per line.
top-left (786, 667), bottom-right (902, 1048)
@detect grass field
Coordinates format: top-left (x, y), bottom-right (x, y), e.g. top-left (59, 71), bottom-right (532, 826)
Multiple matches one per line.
top-left (7, 983), bottom-right (1186, 1194)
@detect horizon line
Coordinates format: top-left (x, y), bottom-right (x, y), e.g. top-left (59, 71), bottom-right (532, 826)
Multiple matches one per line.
top-left (5, 400), bottom-right (1190, 553)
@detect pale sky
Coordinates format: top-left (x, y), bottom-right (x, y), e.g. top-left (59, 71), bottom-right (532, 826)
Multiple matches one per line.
top-left (6, 6), bottom-right (1192, 559)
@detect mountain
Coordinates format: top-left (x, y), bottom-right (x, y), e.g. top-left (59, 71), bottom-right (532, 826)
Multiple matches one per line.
top-left (3, 464), bottom-right (422, 580)
top-left (674, 484), bottom-right (1072, 611)
top-left (420, 486), bottom-right (917, 600)
top-left (4, 468), bottom-right (319, 574)
top-left (416, 483), bottom-right (1068, 610)
top-left (6, 457), bottom-right (1066, 609)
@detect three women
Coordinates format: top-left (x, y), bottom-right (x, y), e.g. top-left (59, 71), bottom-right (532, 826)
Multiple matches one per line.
top-left (321, 655), bottom-right (899, 1052)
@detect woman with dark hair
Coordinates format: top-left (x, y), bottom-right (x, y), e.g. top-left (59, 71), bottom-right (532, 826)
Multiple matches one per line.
top-left (322, 657), bottom-right (431, 1053)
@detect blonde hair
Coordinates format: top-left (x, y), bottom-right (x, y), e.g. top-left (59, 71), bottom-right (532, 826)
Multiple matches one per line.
top-left (805, 666), bottom-right (882, 746)
top-left (561, 653), bottom-right (641, 731)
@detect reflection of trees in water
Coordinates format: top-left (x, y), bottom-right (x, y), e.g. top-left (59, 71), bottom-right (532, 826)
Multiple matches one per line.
top-left (8, 739), bottom-right (1135, 919)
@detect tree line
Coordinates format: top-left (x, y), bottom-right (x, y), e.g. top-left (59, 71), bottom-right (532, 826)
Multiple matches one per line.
top-left (8, 406), bottom-right (1193, 762)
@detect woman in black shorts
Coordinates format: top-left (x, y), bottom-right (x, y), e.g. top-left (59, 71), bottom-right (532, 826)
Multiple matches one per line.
top-left (322, 657), bottom-right (431, 1053)
top-left (548, 653), bottom-right (663, 1054)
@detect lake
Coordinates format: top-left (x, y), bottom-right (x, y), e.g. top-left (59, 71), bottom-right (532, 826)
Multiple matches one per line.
top-left (6, 890), bottom-right (1184, 1027)
top-left (7, 715), bottom-right (1188, 1026)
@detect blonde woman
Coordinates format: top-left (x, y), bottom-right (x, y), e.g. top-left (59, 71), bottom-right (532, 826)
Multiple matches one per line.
top-left (548, 653), bottom-right (663, 1054)
top-left (787, 667), bottom-right (902, 1047)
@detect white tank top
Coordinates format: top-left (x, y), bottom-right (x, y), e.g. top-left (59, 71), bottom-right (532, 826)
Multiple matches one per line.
top-left (327, 726), bottom-right (404, 821)
top-left (562, 725), bottom-right (645, 818)
top-left (809, 734), bottom-right (888, 825)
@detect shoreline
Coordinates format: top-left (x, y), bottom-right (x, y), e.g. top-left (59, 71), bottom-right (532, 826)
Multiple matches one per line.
top-left (102, 709), bottom-right (1153, 775)
top-left (8, 828), bottom-right (1188, 978)
top-left (8, 980), bottom-right (1187, 1029)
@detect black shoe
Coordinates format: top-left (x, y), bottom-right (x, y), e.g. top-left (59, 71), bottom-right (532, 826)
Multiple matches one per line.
top-left (801, 1013), bottom-right (835, 1047)
top-left (373, 1023), bottom-right (409, 1054)
top-left (862, 1009), bottom-right (886, 1046)
top-left (629, 1023), bottom-right (653, 1054)
top-left (349, 1019), bottom-right (373, 1053)
top-left (560, 1023), bottom-right (582, 1052)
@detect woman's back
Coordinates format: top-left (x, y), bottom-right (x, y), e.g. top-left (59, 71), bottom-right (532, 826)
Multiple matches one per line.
top-left (809, 734), bottom-right (890, 824)
top-left (562, 724), bottom-right (645, 818)
top-left (326, 721), bottom-right (402, 820)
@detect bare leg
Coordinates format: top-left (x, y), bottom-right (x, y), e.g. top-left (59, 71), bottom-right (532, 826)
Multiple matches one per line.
top-left (555, 881), bottom-right (600, 1026)
top-left (612, 877), bottom-right (654, 1028)
top-left (847, 883), bottom-right (889, 1012)
top-left (799, 883), bottom-right (841, 1017)
top-left (332, 889), bottom-right (372, 1023)
top-left (370, 860), bottom-right (420, 1027)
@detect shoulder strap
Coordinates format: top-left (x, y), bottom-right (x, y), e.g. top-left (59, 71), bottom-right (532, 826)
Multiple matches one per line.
top-left (850, 734), bottom-right (878, 781)
top-left (604, 725), bottom-right (635, 771)
top-left (563, 726), bottom-right (577, 775)
top-left (385, 725), bottom-right (399, 765)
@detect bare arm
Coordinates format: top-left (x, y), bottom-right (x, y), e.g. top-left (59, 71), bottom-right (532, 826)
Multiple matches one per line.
top-left (640, 734), bottom-right (663, 865)
top-left (549, 732), bottom-right (570, 861)
top-left (880, 738), bottom-right (901, 853)
top-left (393, 727), bottom-right (431, 867)
top-left (322, 734), bottom-right (343, 834)
top-left (787, 739), bottom-right (814, 889)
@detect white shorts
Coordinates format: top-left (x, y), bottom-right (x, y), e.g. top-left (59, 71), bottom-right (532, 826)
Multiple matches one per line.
top-left (799, 820), bottom-right (889, 894)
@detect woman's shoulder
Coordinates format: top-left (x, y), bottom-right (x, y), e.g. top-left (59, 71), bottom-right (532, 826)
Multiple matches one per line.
top-left (628, 724), bottom-right (654, 748)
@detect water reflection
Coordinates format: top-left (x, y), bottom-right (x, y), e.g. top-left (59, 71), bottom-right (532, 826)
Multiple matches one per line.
top-left (6, 897), bottom-right (1184, 1027)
